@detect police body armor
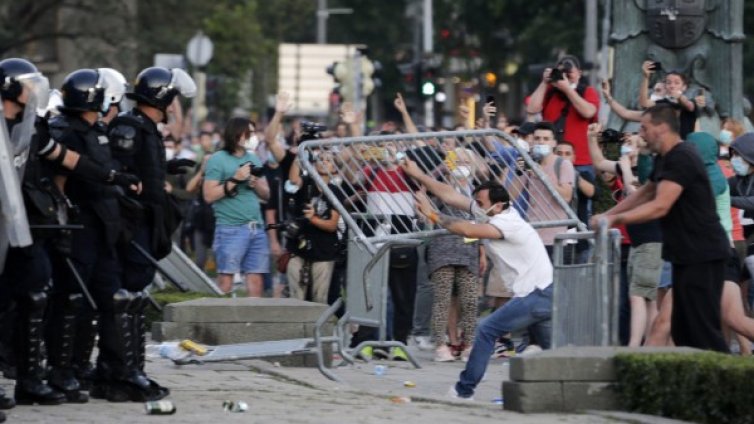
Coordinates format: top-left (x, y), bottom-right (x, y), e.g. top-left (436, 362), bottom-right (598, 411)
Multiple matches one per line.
top-left (49, 115), bottom-right (121, 247)
top-left (108, 110), bottom-right (176, 259)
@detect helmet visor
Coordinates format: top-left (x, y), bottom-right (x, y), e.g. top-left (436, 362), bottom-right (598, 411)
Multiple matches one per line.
top-left (98, 68), bottom-right (128, 104)
top-left (16, 72), bottom-right (49, 115)
top-left (169, 68), bottom-right (197, 98)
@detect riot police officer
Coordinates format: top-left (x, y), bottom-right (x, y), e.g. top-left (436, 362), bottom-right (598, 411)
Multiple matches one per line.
top-left (0, 59), bottom-right (139, 408)
top-left (100, 67), bottom-right (195, 402)
top-left (46, 68), bottom-right (139, 403)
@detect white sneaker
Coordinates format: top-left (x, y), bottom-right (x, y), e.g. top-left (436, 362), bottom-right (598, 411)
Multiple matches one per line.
top-left (414, 336), bottom-right (434, 351)
top-left (434, 345), bottom-right (456, 362)
top-left (447, 386), bottom-right (474, 401)
top-left (519, 344), bottom-right (543, 356)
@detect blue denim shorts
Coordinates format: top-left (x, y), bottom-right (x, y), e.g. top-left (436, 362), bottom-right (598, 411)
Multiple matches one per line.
top-left (213, 223), bottom-right (270, 275)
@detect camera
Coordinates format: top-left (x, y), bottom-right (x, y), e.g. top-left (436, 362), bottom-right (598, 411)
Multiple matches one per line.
top-left (300, 121), bottom-right (327, 142)
top-left (549, 68), bottom-right (565, 82)
top-left (600, 128), bottom-right (625, 144)
top-left (238, 161), bottom-right (265, 177)
top-left (267, 217), bottom-right (308, 242)
top-left (649, 61), bottom-right (662, 72)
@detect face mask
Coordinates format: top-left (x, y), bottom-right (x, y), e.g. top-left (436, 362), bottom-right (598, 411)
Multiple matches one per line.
top-left (484, 202), bottom-right (508, 216)
top-left (719, 130), bottom-right (733, 145)
top-left (732, 156), bottom-right (751, 176)
top-left (531, 144), bottom-right (552, 161)
top-left (452, 166), bottom-right (471, 179)
top-left (516, 138), bottom-right (530, 153)
top-left (165, 148), bottom-right (176, 161)
top-left (649, 94), bottom-right (664, 102)
top-left (284, 179), bottom-right (300, 194)
top-left (620, 145), bottom-right (633, 156)
top-left (244, 135), bottom-right (259, 151)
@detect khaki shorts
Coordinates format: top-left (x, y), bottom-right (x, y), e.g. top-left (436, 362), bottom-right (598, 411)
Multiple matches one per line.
top-left (485, 268), bottom-right (513, 298)
top-left (627, 243), bottom-right (662, 301)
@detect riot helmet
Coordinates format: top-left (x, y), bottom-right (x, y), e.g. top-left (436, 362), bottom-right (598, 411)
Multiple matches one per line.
top-left (127, 67), bottom-right (196, 110)
top-left (0, 58), bottom-right (49, 107)
top-left (59, 69), bottom-right (109, 114)
top-left (97, 67), bottom-right (128, 109)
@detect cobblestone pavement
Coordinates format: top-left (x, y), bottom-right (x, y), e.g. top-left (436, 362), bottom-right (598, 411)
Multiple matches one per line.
top-left (0, 346), bottom-right (624, 424)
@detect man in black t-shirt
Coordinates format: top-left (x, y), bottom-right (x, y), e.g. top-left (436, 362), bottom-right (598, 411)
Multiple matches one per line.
top-left (591, 105), bottom-right (730, 352)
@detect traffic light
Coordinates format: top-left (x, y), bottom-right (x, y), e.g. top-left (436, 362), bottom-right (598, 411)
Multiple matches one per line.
top-left (325, 55), bottom-right (377, 103)
top-left (421, 81), bottom-right (436, 96)
top-left (483, 72), bottom-right (497, 88)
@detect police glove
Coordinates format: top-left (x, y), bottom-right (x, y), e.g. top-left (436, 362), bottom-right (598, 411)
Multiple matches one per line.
top-left (167, 158), bottom-right (196, 174)
top-left (108, 170), bottom-right (141, 188)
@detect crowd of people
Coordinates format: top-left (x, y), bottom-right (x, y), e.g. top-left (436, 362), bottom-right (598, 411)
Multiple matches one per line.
top-left (1, 48), bottom-right (754, 416)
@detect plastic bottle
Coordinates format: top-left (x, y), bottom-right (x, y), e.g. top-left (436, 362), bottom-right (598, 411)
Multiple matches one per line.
top-left (158, 342), bottom-right (191, 361)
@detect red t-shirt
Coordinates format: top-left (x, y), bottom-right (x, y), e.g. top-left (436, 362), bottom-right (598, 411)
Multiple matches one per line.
top-left (542, 86), bottom-right (600, 166)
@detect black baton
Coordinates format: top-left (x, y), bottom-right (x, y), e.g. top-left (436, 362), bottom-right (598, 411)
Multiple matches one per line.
top-left (65, 258), bottom-right (98, 311)
top-left (129, 241), bottom-right (189, 292)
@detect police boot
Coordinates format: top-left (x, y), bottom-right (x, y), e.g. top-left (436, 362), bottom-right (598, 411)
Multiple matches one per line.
top-left (71, 314), bottom-right (97, 391)
top-left (131, 292), bottom-right (169, 401)
top-left (13, 292), bottom-right (65, 405)
top-left (90, 290), bottom-right (133, 402)
top-left (46, 294), bottom-right (88, 403)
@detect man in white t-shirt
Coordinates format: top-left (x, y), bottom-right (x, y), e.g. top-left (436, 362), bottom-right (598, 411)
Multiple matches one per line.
top-left (402, 161), bottom-right (553, 401)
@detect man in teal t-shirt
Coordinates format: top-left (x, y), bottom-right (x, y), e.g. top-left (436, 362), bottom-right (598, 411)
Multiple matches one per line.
top-left (203, 117), bottom-right (270, 296)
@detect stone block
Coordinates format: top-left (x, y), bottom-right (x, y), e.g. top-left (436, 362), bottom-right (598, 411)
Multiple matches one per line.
top-left (502, 381), bottom-right (564, 413)
top-left (562, 382), bottom-right (619, 411)
top-left (153, 298), bottom-right (334, 368)
top-left (509, 346), bottom-right (701, 382)
top-left (163, 297), bottom-right (329, 323)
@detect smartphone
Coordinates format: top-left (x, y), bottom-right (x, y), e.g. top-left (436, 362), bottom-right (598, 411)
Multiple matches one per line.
top-left (649, 61), bottom-right (662, 71)
top-left (485, 95), bottom-right (496, 107)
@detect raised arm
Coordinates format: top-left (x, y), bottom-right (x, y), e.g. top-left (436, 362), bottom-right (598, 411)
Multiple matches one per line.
top-left (638, 61), bottom-right (656, 109)
top-left (394, 93), bottom-right (419, 134)
top-left (586, 123), bottom-right (619, 174)
top-left (400, 159), bottom-right (472, 211)
top-left (602, 80), bottom-right (642, 122)
top-left (264, 92), bottom-right (291, 163)
top-left (526, 68), bottom-right (552, 115)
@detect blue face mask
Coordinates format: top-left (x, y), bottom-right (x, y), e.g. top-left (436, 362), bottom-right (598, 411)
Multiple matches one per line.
top-left (719, 130), bottom-right (733, 145)
top-left (731, 156), bottom-right (751, 176)
top-left (620, 145), bottom-right (633, 156)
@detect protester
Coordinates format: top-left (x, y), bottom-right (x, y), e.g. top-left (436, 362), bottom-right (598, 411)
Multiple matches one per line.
top-left (592, 105), bottom-right (730, 352)
top-left (203, 117), bottom-right (270, 296)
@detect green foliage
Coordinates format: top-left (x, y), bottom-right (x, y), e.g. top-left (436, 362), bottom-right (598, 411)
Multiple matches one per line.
top-left (144, 288), bottom-right (221, 329)
top-left (615, 352), bottom-right (754, 424)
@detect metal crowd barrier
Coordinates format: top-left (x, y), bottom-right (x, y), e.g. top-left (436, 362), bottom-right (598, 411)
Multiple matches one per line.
top-left (176, 129), bottom-right (587, 380)
top-left (551, 221), bottom-right (622, 348)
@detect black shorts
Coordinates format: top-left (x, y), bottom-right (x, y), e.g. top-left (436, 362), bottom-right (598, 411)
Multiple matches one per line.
top-left (725, 247), bottom-right (742, 283)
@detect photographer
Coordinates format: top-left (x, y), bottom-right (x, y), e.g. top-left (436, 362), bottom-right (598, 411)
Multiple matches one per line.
top-left (526, 56), bottom-right (600, 169)
top-left (639, 61), bottom-right (703, 138)
top-left (284, 150), bottom-right (341, 304)
top-left (203, 117), bottom-right (270, 296)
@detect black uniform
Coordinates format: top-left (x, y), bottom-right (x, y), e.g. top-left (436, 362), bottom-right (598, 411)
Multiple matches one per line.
top-left (0, 116), bottom-right (66, 405)
top-left (102, 108), bottom-right (172, 401)
top-left (47, 113), bottom-right (122, 401)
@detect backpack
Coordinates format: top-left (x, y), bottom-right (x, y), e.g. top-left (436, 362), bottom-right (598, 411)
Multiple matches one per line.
top-left (554, 156), bottom-right (579, 214)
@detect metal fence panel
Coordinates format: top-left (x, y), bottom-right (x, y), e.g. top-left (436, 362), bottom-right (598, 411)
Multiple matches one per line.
top-left (551, 226), bottom-right (621, 348)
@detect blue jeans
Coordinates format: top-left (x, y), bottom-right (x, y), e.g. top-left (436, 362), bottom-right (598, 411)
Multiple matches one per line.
top-left (455, 285), bottom-right (553, 398)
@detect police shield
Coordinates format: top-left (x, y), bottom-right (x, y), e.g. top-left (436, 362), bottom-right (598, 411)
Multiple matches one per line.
top-left (0, 102), bottom-right (32, 271)
top-left (9, 72), bottom-right (49, 175)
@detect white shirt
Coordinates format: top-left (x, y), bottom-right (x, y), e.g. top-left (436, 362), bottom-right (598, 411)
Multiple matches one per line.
top-left (472, 205), bottom-right (553, 297)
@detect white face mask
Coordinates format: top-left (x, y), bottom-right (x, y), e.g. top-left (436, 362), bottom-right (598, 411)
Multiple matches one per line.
top-left (719, 130), bottom-right (733, 146)
top-left (650, 94), bottom-right (664, 102)
top-left (531, 144), bottom-right (552, 161)
top-left (165, 147), bottom-right (175, 161)
top-left (244, 135), bottom-right (259, 151)
top-left (452, 166), bottom-right (471, 180)
top-left (484, 202), bottom-right (507, 216)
